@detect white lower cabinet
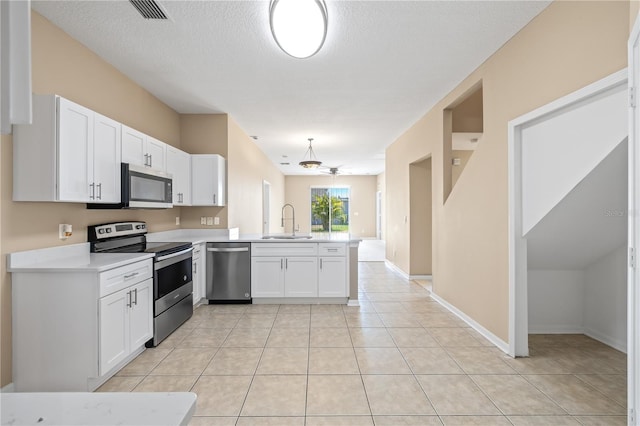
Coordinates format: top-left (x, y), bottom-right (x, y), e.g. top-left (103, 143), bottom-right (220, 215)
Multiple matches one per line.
top-left (319, 256), bottom-right (347, 297)
top-left (251, 243), bottom-right (346, 299)
top-left (99, 279), bottom-right (152, 376)
top-left (251, 257), bottom-right (285, 297)
top-left (192, 243), bottom-right (205, 304)
top-left (11, 258), bottom-right (153, 391)
top-left (284, 257), bottom-right (318, 297)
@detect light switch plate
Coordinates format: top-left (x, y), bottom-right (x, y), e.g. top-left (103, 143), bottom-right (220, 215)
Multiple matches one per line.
top-left (206, 217), bottom-right (214, 226)
top-left (214, 217), bottom-right (220, 225)
top-left (200, 217), bottom-right (206, 225)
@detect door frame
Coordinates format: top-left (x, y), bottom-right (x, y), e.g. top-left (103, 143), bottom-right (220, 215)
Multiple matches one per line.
top-left (507, 69), bottom-right (629, 358)
top-left (262, 180), bottom-right (271, 235)
top-left (376, 190), bottom-right (383, 240)
top-left (628, 14), bottom-right (640, 423)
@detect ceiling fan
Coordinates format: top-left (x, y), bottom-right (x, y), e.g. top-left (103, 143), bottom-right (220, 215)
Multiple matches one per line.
top-left (320, 165), bottom-right (349, 176)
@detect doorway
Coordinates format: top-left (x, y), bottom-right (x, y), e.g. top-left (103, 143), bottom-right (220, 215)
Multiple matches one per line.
top-left (409, 157), bottom-right (432, 277)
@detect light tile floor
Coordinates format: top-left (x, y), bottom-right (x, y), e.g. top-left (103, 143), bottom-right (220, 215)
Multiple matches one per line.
top-left (97, 262), bottom-right (628, 425)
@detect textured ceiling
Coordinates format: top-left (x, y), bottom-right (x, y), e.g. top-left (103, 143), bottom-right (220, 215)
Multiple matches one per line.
top-left (32, 0), bottom-right (550, 175)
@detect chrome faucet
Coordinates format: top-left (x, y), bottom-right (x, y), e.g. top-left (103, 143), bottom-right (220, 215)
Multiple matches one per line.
top-left (281, 203), bottom-right (296, 236)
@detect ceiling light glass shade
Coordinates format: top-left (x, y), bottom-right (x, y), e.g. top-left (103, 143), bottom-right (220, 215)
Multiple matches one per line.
top-left (269, 0), bottom-right (328, 59)
top-left (300, 160), bottom-right (322, 169)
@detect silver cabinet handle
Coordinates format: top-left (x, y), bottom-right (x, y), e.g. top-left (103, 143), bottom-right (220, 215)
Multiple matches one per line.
top-left (285, 258), bottom-right (288, 269)
top-left (124, 272), bottom-right (139, 280)
top-left (133, 288), bottom-right (138, 305)
top-left (280, 258), bottom-right (283, 269)
top-left (327, 248), bottom-right (338, 252)
top-left (149, 154), bottom-right (153, 167)
top-left (144, 153), bottom-right (149, 166)
top-left (96, 183), bottom-right (102, 200)
top-left (89, 183), bottom-right (95, 200)
top-left (320, 258), bottom-right (323, 269)
top-left (193, 262), bottom-right (197, 274)
top-left (213, 193), bottom-right (217, 205)
top-left (126, 290), bottom-right (132, 308)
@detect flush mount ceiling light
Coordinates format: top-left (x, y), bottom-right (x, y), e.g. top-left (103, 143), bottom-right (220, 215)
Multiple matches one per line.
top-left (299, 138), bottom-right (322, 168)
top-left (269, 0), bottom-right (328, 59)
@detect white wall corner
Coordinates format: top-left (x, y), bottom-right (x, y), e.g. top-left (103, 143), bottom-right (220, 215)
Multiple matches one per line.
top-left (384, 260), bottom-right (409, 279)
top-left (1, 382), bottom-right (15, 393)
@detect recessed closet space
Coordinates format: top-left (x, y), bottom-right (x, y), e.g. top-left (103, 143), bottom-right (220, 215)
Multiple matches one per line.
top-left (523, 80), bottom-right (628, 352)
top-left (443, 83), bottom-right (483, 201)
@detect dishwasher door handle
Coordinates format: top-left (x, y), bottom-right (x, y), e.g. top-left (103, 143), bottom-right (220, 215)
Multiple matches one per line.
top-left (207, 247), bottom-right (249, 253)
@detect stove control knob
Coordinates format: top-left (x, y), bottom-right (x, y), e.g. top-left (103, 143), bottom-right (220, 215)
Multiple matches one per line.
top-left (106, 228), bottom-right (112, 233)
top-left (98, 229), bottom-right (105, 234)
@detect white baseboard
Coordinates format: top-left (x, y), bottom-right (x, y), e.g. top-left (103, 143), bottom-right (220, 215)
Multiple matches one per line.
top-left (528, 325), bottom-right (585, 334)
top-left (430, 291), bottom-right (510, 355)
top-left (384, 260), bottom-right (409, 279)
top-left (409, 274), bottom-right (432, 281)
top-left (1, 382), bottom-right (15, 393)
top-left (347, 299), bottom-right (360, 307)
top-left (584, 327), bottom-right (627, 353)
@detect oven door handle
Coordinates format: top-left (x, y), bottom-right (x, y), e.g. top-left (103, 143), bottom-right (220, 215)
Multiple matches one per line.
top-left (155, 247), bottom-right (194, 262)
top-left (207, 247), bottom-right (249, 253)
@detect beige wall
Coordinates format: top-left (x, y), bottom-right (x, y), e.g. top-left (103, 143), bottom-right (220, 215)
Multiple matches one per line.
top-left (227, 117), bottom-right (285, 234)
top-left (284, 175), bottom-right (377, 238)
top-left (409, 158), bottom-right (432, 276)
top-left (385, 1), bottom-right (629, 342)
top-left (0, 12), bottom-right (184, 387)
top-left (179, 114), bottom-right (229, 229)
top-left (452, 150), bottom-right (474, 187)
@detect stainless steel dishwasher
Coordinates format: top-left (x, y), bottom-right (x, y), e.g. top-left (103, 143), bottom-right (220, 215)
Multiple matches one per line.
top-left (206, 242), bottom-right (251, 303)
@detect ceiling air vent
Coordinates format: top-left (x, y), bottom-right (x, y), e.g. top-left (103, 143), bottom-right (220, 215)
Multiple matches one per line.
top-left (130, 0), bottom-right (168, 19)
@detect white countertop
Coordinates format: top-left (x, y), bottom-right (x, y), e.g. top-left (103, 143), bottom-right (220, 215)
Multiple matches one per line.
top-left (7, 229), bottom-right (360, 273)
top-left (7, 243), bottom-right (154, 273)
top-left (147, 230), bottom-right (361, 245)
top-left (0, 392), bottom-right (196, 426)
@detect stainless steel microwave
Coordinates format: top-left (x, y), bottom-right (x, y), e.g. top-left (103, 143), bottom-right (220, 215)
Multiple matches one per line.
top-left (87, 163), bottom-right (173, 209)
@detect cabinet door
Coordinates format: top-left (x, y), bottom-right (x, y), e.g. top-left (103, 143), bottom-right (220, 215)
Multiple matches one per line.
top-left (166, 146), bottom-right (191, 205)
top-left (284, 257), bottom-right (318, 297)
top-left (121, 126), bottom-right (146, 167)
top-left (129, 279), bottom-right (153, 349)
top-left (145, 136), bottom-right (167, 171)
top-left (191, 154), bottom-right (225, 206)
top-left (93, 113), bottom-right (121, 203)
top-left (251, 257), bottom-right (284, 297)
top-left (57, 97), bottom-right (93, 202)
top-left (99, 288), bottom-right (130, 376)
top-left (318, 257), bottom-right (347, 297)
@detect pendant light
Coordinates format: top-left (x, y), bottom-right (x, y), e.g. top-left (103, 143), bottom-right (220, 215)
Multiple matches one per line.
top-left (299, 138), bottom-right (322, 169)
top-left (269, 0), bottom-right (328, 59)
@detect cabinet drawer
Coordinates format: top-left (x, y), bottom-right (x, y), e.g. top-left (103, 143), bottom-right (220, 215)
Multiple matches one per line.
top-left (99, 260), bottom-right (153, 297)
top-left (192, 244), bottom-right (203, 260)
top-left (318, 243), bottom-right (346, 256)
top-left (251, 243), bottom-right (318, 257)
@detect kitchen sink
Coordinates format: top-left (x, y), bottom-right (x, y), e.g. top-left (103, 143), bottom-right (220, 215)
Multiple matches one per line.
top-left (261, 235), bottom-right (313, 240)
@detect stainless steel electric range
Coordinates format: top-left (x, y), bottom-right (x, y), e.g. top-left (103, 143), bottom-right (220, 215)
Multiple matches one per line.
top-left (88, 221), bottom-right (193, 347)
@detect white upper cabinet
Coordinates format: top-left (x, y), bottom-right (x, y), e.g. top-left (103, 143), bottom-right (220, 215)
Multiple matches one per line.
top-left (13, 95), bottom-right (121, 203)
top-left (191, 154), bottom-right (226, 206)
top-left (93, 113), bottom-right (122, 203)
top-left (166, 146), bottom-right (191, 205)
top-left (57, 98), bottom-right (93, 202)
top-left (121, 125), bottom-right (167, 171)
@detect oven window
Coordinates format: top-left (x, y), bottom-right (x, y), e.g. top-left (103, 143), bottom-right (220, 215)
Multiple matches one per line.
top-left (131, 175), bottom-right (168, 202)
top-left (156, 256), bottom-right (192, 300)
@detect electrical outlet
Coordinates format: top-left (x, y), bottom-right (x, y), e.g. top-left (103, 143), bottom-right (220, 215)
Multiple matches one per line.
top-left (214, 217), bottom-right (220, 225)
top-left (175, 217), bottom-right (180, 225)
top-left (206, 217), bottom-right (214, 226)
top-left (200, 217), bottom-right (206, 225)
